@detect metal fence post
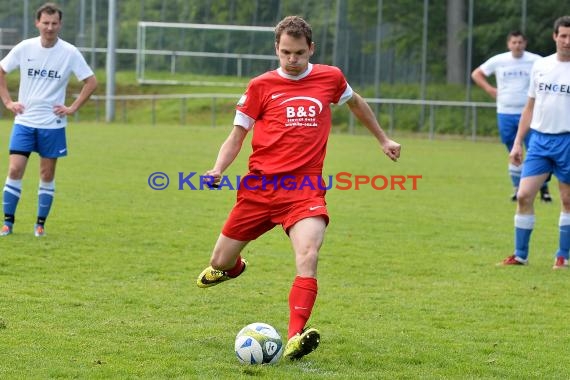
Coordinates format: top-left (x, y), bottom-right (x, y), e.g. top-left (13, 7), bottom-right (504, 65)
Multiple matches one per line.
top-left (389, 103), bottom-right (394, 136)
top-left (180, 98), bottom-right (186, 125)
top-left (211, 97), bottom-right (217, 128)
top-left (95, 98), bottom-right (100, 122)
top-left (428, 104), bottom-right (435, 140)
top-left (152, 98), bottom-right (156, 126)
top-left (471, 104), bottom-right (477, 141)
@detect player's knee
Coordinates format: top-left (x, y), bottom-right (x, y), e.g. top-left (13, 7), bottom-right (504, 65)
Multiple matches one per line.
top-left (40, 174), bottom-right (55, 182)
top-left (516, 190), bottom-right (535, 208)
top-left (7, 168), bottom-right (24, 180)
top-left (296, 249), bottom-right (318, 270)
top-left (40, 168), bottom-right (56, 182)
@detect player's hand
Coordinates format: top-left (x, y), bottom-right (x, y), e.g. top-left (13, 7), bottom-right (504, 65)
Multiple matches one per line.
top-left (509, 144), bottom-right (523, 166)
top-left (53, 104), bottom-right (75, 117)
top-left (6, 101), bottom-right (24, 115)
top-left (382, 139), bottom-right (401, 162)
top-left (203, 169), bottom-right (222, 188)
top-left (487, 87), bottom-right (498, 99)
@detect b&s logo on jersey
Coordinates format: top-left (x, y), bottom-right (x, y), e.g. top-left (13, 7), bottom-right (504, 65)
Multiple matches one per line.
top-left (280, 96), bottom-right (322, 127)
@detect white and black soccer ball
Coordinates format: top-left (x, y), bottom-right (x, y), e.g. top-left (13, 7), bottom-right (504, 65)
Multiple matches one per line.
top-left (234, 322), bottom-right (283, 364)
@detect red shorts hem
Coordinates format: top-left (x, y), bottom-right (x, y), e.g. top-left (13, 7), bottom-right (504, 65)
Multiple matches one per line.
top-left (221, 174), bottom-right (329, 240)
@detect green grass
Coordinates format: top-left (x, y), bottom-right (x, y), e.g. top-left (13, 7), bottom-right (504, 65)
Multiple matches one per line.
top-left (0, 120), bottom-right (567, 379)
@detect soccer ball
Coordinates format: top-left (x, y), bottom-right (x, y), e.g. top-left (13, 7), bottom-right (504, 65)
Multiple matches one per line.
top-left (234, 322), bottom-right (283, 364)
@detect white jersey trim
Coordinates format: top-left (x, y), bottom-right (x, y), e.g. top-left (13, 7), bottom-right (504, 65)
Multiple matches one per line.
top-left (337, 84), bottom-right (353, 106)
top-left (276, 63), bottom-right (352, 105)
top-left (276, 63), bottom-right (313, 80)
top-left (234, 110), bottom-right (255, 130)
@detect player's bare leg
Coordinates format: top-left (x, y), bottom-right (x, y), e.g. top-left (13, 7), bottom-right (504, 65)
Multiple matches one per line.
top-left (500, 173), bottom-right (549, 265)
top-left (516, 173), bottom-right (549, 214)
top-left (196, 234), bottom-right (249, 288)
top-left (284, 217), bottom-right (325, 360)
top-left (289, 217), bottom-right (325, 277)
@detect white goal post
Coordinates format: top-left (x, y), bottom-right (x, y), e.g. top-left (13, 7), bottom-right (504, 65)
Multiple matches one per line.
top-left (136, 21), bottom-right (277, 86)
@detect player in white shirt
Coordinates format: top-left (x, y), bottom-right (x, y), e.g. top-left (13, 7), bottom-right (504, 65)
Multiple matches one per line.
top-left (472, 31), bottom-right (551, 202)
top-left (499, 16), bottom-right (570, 269)
top-left (0, 2), bottom-right (97, 237)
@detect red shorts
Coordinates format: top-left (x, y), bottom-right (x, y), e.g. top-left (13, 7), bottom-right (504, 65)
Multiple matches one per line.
top-left (222, 173), bottom-right (329, 241)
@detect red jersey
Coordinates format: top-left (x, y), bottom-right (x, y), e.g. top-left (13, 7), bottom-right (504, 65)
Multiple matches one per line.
top-left (235, 64), bottom-right (351, 175)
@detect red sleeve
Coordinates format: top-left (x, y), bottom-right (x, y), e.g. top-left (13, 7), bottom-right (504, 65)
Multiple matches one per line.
top-left (332, 66), bottom-right (348, 104)
top-left (236, 77), bottom-right (264, 121)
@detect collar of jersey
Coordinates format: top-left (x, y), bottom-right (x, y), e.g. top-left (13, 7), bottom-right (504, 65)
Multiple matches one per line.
top-left (277, 63), bottom-right (313, 80)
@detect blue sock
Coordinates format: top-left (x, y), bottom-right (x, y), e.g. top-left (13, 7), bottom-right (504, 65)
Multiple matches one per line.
top-left (556, 212), bottom-right (570, 260)
top-left (37, 180), bottom-right (55, 225)
top-left (508, 164), bottom-right (522, 188)
top-left (514, 214), bottom-right (535, 260)
top-left (3, 177), bottom-right (22, 226)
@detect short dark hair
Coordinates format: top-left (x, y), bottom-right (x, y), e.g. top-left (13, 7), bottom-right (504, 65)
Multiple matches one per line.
top-left (36, 2), bottom-right (62, 22)
top-left (275, 16), bottom-right (312, 46)
top-left (554, 16), bottom-right (570, 35)
top-left (507, 30), bottom-right (526, 41)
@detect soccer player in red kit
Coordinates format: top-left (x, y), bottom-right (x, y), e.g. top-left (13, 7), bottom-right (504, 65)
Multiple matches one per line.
top-left (197, 15), bottom-right (401, 360)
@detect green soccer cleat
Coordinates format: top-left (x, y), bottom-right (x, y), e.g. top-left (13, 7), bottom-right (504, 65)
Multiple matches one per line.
top-left (283, 327), bottom-right (320, 360)
top-left (196, 258), bottom-right (247, 288)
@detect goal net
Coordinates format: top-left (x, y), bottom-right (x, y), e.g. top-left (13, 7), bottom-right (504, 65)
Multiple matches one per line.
top-left (136, 21), bottom-right (277, 87)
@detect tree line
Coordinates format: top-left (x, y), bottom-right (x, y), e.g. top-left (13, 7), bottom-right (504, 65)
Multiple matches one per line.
top-left (0, 0), bottom-right (564, 85)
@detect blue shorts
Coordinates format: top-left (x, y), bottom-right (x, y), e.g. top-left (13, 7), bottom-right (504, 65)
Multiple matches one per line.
top-left (9, 124), bottom-right (68, 158)
top-left (522, 131), bottom-right (570, 184)
top-left (497, 113), bottom-right (531, 151)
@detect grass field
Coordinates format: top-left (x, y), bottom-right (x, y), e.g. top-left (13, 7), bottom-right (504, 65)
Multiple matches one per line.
top-left (0, 120), bottom-right (568, 379)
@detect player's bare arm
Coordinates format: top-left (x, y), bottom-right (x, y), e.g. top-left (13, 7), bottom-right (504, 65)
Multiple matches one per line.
top-left (0, 68), bottom-right (24, 115)
top-left (204, 125), bottom-right (248, 184)
top-left (509, 97), bottom-right (535, 166)
top-left (346, 92), bottom-right (401, 162)
top-left (471, 68), bottom-right (497, 99)
top-left (53, 75), bottom-right (97, 117)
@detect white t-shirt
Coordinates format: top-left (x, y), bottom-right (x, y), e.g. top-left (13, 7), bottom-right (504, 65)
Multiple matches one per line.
top-left (479, 51), bottom-right (541, 114)
top-left (528, 54), bottom-right (570, 134)
top-left (0, 36), bottom-right (94, 129)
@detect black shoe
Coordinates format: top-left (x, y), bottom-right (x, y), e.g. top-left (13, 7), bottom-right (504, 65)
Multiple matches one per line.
top-left (511, 192), bottom-right (517, 201)
top-left (540, 187), bottom-right (552, 203)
